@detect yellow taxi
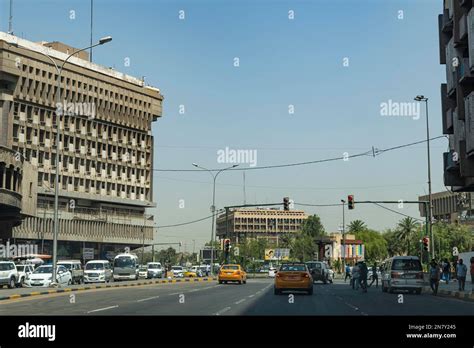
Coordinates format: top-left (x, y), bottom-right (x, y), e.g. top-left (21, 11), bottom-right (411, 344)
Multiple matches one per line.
top-left (218, 264), bottom-right (247, 284)
top-left (183, 269), bottom-right (198, 277)
top-left (274, 263), bottom-right (313, 295)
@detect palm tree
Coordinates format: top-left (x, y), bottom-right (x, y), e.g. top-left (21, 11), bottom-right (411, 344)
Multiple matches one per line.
top-left (396, 217), bottom-right (420, 255)
top-left (347, 220), bottom-right (367, 233)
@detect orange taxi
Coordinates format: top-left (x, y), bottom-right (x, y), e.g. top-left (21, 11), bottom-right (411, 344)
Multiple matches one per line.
top-left (274, 263), bottom-right (313, 295)
top-left (218, 264), bottom-right (247, 284)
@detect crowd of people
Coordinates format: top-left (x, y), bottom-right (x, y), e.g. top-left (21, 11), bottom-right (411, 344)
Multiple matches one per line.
top-left (428, 257), bottom-right (474, 295)
top-left (344, 260), bottom-right (377, 293)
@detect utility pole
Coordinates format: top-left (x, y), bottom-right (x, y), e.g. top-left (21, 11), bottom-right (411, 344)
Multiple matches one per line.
top-left (8, 0), bottom-right (13, 35)
top-left (341, 199), bottom-right (346, 273)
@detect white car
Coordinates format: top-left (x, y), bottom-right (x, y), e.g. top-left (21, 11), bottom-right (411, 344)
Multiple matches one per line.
top-left (25, 265), bottom-right (72, 287)
top-left (171, 266), bottom-right (184, 278)
top-left (138, 266), bottom-right (148, 278)
top-left (84, 260), bottom-right (112, 283)
top-left (328, 269), bottom-right (334, 283)
top-left (15, 264), bottom-right (35, 287)
top-left (0, 261), bottom-right (19, 289)
top-left (268, 267), bottom-right (277, 278)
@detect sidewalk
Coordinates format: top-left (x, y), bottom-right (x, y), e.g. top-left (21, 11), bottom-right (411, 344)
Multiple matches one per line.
top-left (423, 278), bottom-right (474, 301)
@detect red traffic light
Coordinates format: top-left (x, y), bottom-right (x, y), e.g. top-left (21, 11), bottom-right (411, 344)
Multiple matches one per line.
top-left (348, 195), bottom-right (354, 210)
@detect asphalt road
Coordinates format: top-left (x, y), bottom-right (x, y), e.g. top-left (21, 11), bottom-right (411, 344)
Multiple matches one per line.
top-left (0, 278), bottom-right (473, 315)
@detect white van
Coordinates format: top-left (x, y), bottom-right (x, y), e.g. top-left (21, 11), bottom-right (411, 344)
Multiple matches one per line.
top-left (57, 260), bottom-right (84, 284)
top-left (380, 256), bottom-right (424, 294)
top-left (84, 260), bottom-right (112, 283)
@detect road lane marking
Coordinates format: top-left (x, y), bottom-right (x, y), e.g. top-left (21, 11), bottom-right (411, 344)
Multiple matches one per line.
top-left (214, 307), bottom-right (231, 315)
top-left (137, 296), bottom-right (160, 302)
top-left (86, 305), bottom-right (118, 313)
top-left (248, 294), bottom-right (255, 298)
top-left (235, 299), bottom-right (246, 305)
top-left (344, 302), bottom-right (359, 311)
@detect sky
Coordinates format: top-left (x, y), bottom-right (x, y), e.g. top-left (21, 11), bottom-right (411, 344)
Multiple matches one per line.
top-left (0, 0), bottom-right (448, 251)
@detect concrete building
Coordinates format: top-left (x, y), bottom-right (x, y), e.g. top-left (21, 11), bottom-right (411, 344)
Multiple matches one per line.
top-left (419, 190), bottom-right (474, 224)
top-left (314, 233), bottom-right (365, 265)
top-left (216, 208), bottom-right (308, 244)
top-left (0, 32), bottom-right (163, 260)
top-left (439, 0), bottom-right (474, 191)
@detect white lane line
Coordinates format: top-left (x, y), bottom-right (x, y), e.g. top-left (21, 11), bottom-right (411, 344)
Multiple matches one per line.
top-left (188, 285), bottom-right (218, 292)
top-left (137, 296), bottom-right (159, 302)
top-left (235, 298), bottom-right (246, 305)
top-left (169, 292), bottom-right (183, 296)
top-left (214, 306), bottom-right (231, 316)
top-left (248, 294), bottom-right (255, 298)
top-left (344, 302), bottom-right (359, 311)
top-left (86, 305), bottom-right (118, 313)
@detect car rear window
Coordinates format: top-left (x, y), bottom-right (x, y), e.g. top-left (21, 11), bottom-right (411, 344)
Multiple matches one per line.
top-left (392, 259), bottom-right (422, 271)
top-left (222, 265), bottom-right (239, 270)
top-left (280, 264), bottom-right (306, 272)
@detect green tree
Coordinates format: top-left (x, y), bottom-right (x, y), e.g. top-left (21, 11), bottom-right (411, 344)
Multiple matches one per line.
top-left (355, 229), bottom-right (388, 263)
top-left (347, 220), bottom-right (367, 233)
top-left (383, 229), bottom-right (405, 257)
top-left (396, 217), bottom-right (420, 255)
top-left (292, 233), bottom-right (317, 262)
top-left (301, 214), bottom-right (326, 238)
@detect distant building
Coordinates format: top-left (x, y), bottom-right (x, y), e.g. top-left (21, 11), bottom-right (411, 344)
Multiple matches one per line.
top-left (418, 191), bottom-right (474, 224)
top-left (216, 208), bottom-right (308, 244)
top-left (314, 233), bottom-right (365, 265)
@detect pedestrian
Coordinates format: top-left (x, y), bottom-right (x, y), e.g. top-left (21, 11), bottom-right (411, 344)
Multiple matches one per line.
top-left (470, 257), bottom-right (474, 292)
top-left (352, 262), bottom-right (360, 290)
top-left (369, 263), bottom-right (378, 288)
top-left (442, 259), bottom-right (451, 284)
top-left (429, 259), bottom-right (440, 295)
top-left (344, 264), bottom-right (351, 282)
top-left (456, 259), bottom-right (467, 291)
top-left (359, 261), bottom-right (368, 293)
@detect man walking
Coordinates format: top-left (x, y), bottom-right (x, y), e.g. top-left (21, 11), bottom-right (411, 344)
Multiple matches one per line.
top-left (456, 259), bottom-right (467, 291)
top-left (344, 264), bottom-right (351, 282)
top-left (352, 263), bottom-right (360, 290)
top-left (429, 259), bottom-right (440, 296)
top-left (442, 259), bottom-right (451, 284)
top-left (369, 262), bottom-right (378, 288)
top-left (470, 257), bottom-right (474, 292)
top-left (359, 261), bottom-right (368, 293)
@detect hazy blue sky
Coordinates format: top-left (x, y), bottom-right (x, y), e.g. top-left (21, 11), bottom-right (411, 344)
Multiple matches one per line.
top-left (1, 0), bottom-right (448, 250)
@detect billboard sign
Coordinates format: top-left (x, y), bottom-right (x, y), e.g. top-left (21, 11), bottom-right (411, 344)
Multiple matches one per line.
top-left (264, 248), bottom-right (290, 261)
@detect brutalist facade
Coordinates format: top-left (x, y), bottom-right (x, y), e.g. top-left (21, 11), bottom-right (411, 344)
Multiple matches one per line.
top-left (440, 0), bottom-right (474, 191)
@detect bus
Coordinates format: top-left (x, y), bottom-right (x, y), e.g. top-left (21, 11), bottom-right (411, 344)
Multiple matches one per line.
top-left (113, 253), bottom-right (139, 281)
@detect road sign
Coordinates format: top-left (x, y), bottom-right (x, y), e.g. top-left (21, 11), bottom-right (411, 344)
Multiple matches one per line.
top-left (83, 248), bottom-right (94, 260)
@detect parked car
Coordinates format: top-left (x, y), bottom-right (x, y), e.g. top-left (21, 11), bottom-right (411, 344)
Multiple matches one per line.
top-left (305, 261), bottom-right (330, 284)
top-left (146, 262), bottom-right (163, 279)
top-left (15, 264), bottom-right (35, 287)
top-left (171, 266), bottom-right (184, 278)
top-left (327, 269), bottom-right (334, 283)
top-left (84, 260), bottom-right (112, 283)
top-left (190, 266), bottom-right (204, 277)
top-left (274, 263), bottom-right (313, 295)
top-left (57, 260), bottom-right (84, 284)
top-left (380, 256), bottom-right (423, 294)
top-left (0, 261), bottom-right (18, 289)
top-left (218, 264), bottom-right (247, 284)
top-left (138, 265), bottom-right (148, 278)
top-left (25, 265), bottom-right (72, 287)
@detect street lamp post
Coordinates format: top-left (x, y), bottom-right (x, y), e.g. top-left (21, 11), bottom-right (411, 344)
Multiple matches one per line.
top-left (414, 95), bottom-right (434, 259)
top-left (37, 36), bottom-right (112, 285)
top-left (192, 163), bottom-right (238, 276)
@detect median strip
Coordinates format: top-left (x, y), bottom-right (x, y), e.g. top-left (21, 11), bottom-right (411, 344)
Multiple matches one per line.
top-left (0, 277), bottom-right (217, 302)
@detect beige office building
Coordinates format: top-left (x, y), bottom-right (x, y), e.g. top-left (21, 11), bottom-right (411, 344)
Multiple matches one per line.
top-left (0, 32), bottom-right (163, 259)
top-left (216, 208), bottom-right (308, 244)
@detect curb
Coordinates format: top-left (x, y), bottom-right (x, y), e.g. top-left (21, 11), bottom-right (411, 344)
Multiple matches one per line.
top-left (422, 286), bottom-right (474, 302)
top-left (0, 277), bottom-right (217, 302)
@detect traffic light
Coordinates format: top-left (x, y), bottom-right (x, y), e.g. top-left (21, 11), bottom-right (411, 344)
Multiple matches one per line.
top-left (224, 239), bottom-right (231, 253)
top-left (283, 197), bottom-right (290, 211)
top-left (422, 237), bottom-right (429, 252)
top-left (348, 195), bottom-right (354, 210)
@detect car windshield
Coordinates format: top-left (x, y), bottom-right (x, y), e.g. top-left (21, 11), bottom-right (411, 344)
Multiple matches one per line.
top-left (222, 265), bottom-right (239, 270)
top-left (148, 264), bottom-right (161, 269)
top-left (392, 259), bottom-right (422, 271)
top-left (280, 264), bottom-right (306, 272)
top-left (16, 265), bottom-right (25, 272)
top-left (34, 266), bottom-right (52, 274)
top-left (306, 262), bottom-right (321, 269)
top-left (0, 263), bottom-right (13, 271)
top-left (57, 263), bottom-right (72, 270)
top-left (172, 266), bottom-right (182, 270)
top-left (139, 267), bottom-right (147, 271)
top-left (114, 257), bottom-right (135, 268)
top-left (86, 263), bottom-right (104, 270)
